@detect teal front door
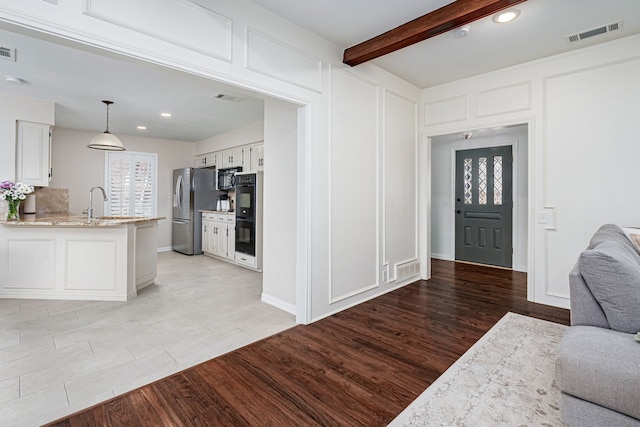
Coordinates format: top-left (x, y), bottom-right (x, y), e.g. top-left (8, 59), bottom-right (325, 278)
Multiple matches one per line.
top-left (455, 146), bottom-right (513, 268)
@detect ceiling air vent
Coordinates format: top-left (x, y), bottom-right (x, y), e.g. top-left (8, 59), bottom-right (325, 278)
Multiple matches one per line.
top-left (212, 93), bottom-right (246, 102)
top-left (566, 20), bottom-right (623, 43)
top-left (0, 46), bottom-right (16, 62)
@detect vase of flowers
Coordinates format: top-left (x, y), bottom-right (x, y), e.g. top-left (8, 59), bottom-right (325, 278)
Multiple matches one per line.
top-left (0, 181), bottom-right (34, 221)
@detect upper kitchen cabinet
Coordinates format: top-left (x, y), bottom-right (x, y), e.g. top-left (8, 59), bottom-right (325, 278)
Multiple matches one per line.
top-left (242, 142), bottom-right (264, 172)
top-left (16, 120), bottom-right (52, 187)
top-left (221, 147), bottom-right (243, 168)
top-left (251, 143), bottom-right (264, 172)
top-left (196, 152), bottom-right (217, 168)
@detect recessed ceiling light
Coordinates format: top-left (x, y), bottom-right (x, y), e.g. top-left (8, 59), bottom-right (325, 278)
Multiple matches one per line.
top-left (492, 9), bottom-right (520, 24)
top-left (160, 112), bottom-right (172, 117)
top-left (137, 126), bottom-right (147, 130)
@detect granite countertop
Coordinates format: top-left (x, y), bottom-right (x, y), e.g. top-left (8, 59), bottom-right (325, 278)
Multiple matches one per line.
top-left (0, 213), bottom-right (166, 227)
top-left (200, 210), bottom-right (235, 214)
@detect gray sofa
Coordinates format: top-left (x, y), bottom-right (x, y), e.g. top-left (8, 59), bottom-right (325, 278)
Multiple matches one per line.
top-left (556, 224), bottom-right (640, 426)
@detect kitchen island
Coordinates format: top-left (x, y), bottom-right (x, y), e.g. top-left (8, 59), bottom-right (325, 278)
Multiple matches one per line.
top-left (0, 214), bottom-right (164, 301)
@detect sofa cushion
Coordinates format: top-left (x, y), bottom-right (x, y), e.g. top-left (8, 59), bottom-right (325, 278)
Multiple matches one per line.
top-left (556, 326), bottom-right (640, 420)
top-left (579, 240), bottom-right (640, 333)
top-left (590, 224), bottom-right (631, 248)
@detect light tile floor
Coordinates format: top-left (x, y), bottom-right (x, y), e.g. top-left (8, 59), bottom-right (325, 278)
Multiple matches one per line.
top-left (0, 252), bottom-right (296, 427)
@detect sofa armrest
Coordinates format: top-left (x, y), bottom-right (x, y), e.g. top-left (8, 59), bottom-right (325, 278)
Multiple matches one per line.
top-left (569, 262), bottom-right (610, 328)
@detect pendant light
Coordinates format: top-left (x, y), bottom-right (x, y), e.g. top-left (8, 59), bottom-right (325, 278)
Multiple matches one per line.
top-left (87, 100), bottom-right (125, 151)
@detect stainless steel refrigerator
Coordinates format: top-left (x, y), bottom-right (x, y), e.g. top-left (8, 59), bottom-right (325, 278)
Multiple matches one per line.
top-left (172, 167), bottom-right (218, 255)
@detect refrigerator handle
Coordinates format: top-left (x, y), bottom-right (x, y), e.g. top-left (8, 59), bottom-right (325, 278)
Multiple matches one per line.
top-left (175, 174), bottom-right (183, 210)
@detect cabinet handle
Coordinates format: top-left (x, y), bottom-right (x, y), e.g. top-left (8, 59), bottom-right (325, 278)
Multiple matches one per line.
top-left (204, 225), bottom-right (207, 232)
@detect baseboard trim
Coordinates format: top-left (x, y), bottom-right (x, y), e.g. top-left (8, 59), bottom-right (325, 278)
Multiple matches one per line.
top-left (261, 293), bottom-right (296, 316)
top-left (157, 246), bottom-right (173, 252)
top-left (432, 252), bottom-right (454, 261)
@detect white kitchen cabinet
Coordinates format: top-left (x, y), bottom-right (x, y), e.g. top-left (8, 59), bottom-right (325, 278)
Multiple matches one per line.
top-left (16, 121), bottom-right (52, 187)
top-left (221, 147), bottom-right (243, 168)
top-left (202, 213), bottom-right (216, 254)
top-left (216, 213), bottom-right (235, 259)
top-left (240, 143), bottom-right (264, 173)
top-left (202, 212), bottom-right (235, 260)
top-left (0, 219), bottom-right (161, 301)
top-left (195, 152), bottom-right (217, 168)
top-left (250, 143), bottom-right (264, 172)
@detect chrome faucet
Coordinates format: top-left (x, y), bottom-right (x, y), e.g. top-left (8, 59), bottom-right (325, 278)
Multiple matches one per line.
top-left (84, 185), bottom-right (108, 221)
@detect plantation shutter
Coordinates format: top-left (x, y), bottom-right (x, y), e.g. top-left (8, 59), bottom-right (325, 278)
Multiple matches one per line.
top-left (106, 152), bottom-right (157, 217)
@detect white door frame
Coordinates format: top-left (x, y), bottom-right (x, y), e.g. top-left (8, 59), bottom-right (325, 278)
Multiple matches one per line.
top-left (420, 119), bottom-right (534, 291)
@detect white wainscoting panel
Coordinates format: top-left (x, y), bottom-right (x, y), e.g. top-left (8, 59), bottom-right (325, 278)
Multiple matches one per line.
top-left (329, 67), bottom-right (378, 303)
top-left (7, 240), bottom-right (56, 289)
top-left (384, 90), bottom-right (418, 282)
top-left (65, 240), bottom-right (117, 291)
top-left (476, 82), bottom-right (531, 118)
top-left (83, 0), bottom-right (233, 61)
top-left (424, 95), bottom-right (467, 126)
top-left (246, 27), bottom-right (322, 92)
top-left (543, 58), bottom-right (640, 301)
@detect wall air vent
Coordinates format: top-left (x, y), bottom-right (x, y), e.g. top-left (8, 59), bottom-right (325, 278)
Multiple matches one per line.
top-left (395, 259), bottom-right (420, 282)
top-left (566, 20), bottom-right (623, 43)
top-left (0, 46), bottom-right (16, 62)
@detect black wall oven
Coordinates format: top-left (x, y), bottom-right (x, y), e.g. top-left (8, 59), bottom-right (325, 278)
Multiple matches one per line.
top-left (235, 173), bottom-right (257, 256)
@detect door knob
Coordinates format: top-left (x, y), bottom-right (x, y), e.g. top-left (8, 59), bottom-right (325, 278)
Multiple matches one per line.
top-left (456, 210), bottom-right (461, 214)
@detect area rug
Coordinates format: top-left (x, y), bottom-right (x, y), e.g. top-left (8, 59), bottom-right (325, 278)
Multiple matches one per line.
top-left (390, 312), bottom-right (568, 427)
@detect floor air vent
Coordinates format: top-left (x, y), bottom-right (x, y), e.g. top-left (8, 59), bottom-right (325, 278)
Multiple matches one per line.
top-left (0, 46), bottom-right (16, 62)
top-left (396, 259), bottom-right (420, 282)
top-left (566, 20), bottom-right (623, 43)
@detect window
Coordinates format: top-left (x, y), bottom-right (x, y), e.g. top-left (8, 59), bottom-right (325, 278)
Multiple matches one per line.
top-left (105, 151), bottom-right (158, 216)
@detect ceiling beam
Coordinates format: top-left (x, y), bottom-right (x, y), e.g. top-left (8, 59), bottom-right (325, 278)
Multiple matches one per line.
top-left (343, 0), bottom-right (526, 66)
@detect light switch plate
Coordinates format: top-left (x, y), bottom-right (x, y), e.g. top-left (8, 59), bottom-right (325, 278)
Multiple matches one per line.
top-left (538, 212), bottom-right (550, 224)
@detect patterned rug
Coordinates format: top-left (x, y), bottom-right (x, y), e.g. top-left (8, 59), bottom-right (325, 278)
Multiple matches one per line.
top-left (390, 312), bottom-right (568, 427)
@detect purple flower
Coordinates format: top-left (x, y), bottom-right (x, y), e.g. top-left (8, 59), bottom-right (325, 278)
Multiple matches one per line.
top-left (0, 181), bottom-right (14, 190)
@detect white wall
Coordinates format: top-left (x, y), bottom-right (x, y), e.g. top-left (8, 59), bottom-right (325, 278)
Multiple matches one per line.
top-left (0, 92), bottom-right (55, 181)
top-left (422, 34), bottom-right (640, 309)
top-left (262, 99), bottom-right (297, 311)
top-left (196, 122), bottom-right (264, 154)
top-left (0, 0), bottom-right (420, 323)
top-left (310, 66), bottom-right (419, 320)
top-left (430, 125), bottom-right (528, 271)
top-left (50, 127), bottom-right (194, 249)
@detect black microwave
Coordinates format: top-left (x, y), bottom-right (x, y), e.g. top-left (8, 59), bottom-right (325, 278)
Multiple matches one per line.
top-left (217, 167), bottom-right (242, 190)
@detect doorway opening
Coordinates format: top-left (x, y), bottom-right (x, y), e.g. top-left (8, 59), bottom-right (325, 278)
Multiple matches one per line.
top-left (430, 124), bottom-right (528, 272)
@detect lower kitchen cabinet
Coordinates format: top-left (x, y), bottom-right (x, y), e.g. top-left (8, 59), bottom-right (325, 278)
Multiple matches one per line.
top-left (202, 212), bottom-right (235, 261)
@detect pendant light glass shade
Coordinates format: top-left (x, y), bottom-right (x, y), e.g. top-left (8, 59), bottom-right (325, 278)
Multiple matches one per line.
top-left (88, 100), bottom-right (125, 151)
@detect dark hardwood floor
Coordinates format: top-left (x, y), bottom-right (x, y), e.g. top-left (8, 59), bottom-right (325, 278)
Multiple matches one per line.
top-left (47, 259), bottom-right (570, 426)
